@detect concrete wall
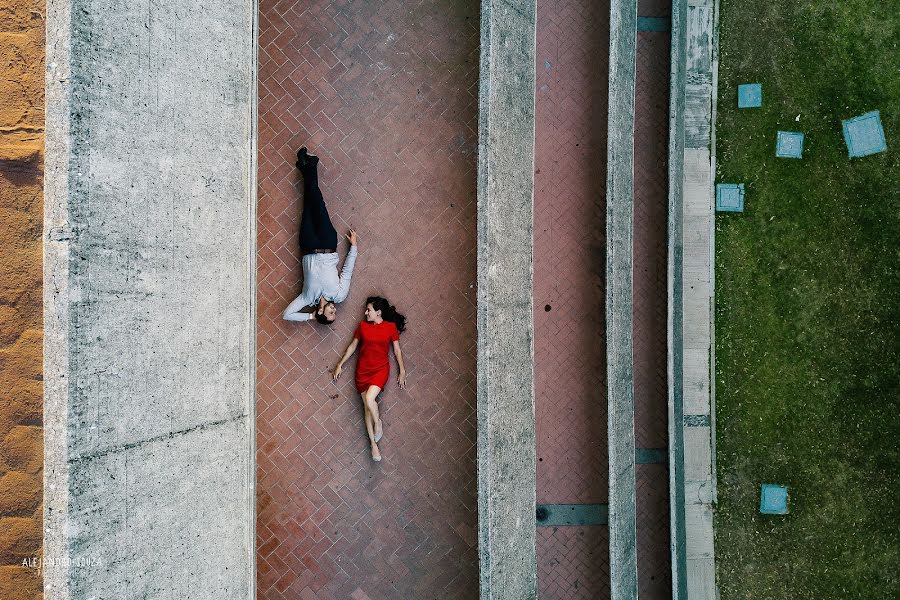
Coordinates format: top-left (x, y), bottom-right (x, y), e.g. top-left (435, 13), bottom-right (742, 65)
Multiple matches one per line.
top-left (606, 0), bottom-right (638, 598)
top-left (0, 1), bottom-right (44, 596)
top-left (667, 0), bottom-right (689, 597)
top-left (44, 0), bottom-right (256, 596)
top-left (476, 0), bottom-right (538, 598)
top-left (668, 0), bottom-right (719, 598)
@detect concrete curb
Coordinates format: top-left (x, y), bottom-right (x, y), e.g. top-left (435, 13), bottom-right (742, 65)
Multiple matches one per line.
top-left (606, 0), bottom-right (638, 598)
top-left (476, 1), bottom-right (538, 598)
top-left (667, 0), bottom-right (689, 597)
top-left (248, 1), bottom-right (260, 597)
top-left (668, 0), bottom-right (719, 598)
top-left (44, 0), bottom-right (74, 595)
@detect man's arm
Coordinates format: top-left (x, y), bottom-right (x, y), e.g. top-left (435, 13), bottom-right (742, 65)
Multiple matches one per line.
top-left (282, 290), bottom-right (316, 321)
top-left (334, 231), bottom-right (358, 304)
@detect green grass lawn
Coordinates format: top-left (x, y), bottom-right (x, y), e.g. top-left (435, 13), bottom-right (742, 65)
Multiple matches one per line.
top-left (714, 1), bottom-right (899, 597)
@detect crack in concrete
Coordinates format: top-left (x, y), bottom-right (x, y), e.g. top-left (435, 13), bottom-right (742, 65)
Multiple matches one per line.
top-left (68, 412), bottom-right (247, 464)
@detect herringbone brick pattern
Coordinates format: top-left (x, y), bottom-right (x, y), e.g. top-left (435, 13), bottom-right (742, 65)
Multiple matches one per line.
top-left (634, 31), bottom-right (670, 451)
top-left (636, 465), bottom-right (670, 598)
top-left (633, 27), bottom-right (672, 599)
top-left (537, 526), bottom-right (610, 600)
top-left (638, 0), bottom-right (671, 18)
top-left (534, 0), bottom-right (610, 508)
top-left (256, 1), bottom-right (479, 598)
top-left (534, 0), bottom-right (610, 597)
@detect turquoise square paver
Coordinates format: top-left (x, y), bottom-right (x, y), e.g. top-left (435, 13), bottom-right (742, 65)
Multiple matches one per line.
top-left (716, 183), bottom-right (745, 212)
top-left (842, 111), bottom-right (887, 158)
top-left (738, 83), bottom-right (762, 108)
top-left (760, 483), bottom-right (789, 515)
top-left (776, 131), bottom-right (804, 158)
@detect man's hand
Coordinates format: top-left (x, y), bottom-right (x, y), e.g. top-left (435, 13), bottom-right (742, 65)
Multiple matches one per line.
top-left (346, 229), bottom-right (358, 246)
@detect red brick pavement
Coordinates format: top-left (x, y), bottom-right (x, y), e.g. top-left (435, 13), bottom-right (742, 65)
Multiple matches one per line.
top-left (634, 31), bottom-right (670, 452)
top-left (636, 465), bottom-right (670, 599)
top-left (256, 1), bottom-right (480, 598)
top-left (534, 0), bottom-right (610, 511)
top-left (633, 23), bottom-right (672, 599)
top-left (537, 526), bottom-right (610, 600)
top-left (638, 0), bottom-right (671, 18)
top-left (534, 0), bottom-right (610, 597)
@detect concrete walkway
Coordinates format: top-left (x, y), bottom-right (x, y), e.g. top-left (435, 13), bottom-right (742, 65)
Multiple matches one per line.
top-left (669, 0), bottom-right (718, 597)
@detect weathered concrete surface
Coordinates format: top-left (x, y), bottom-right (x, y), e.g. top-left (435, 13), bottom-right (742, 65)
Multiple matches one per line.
top-left (476, 0), bottom-right (538, 598)
top-left (0, 0), bottom-right (44, 597)
top-left (668, 0), bottom-right (718, 598)
top-left (606, 0), bottom-right (638, 598)
top-left (667, 1), bottom-right (689, 598)
top-left (44, 0), bottom-right (256, 597)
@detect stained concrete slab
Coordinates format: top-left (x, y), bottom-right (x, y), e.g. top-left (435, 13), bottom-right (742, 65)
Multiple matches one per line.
top-left (686, 557), bottom-right (717, 599)
top-left (669, 0), bottom-right (718, 598)
top-left (684, 501), bottom-right (714, 558)
top-left (476, 1), bottom-right (538, 598)
top-left (44, 0), bottom-right (256, 597)
top-left (684, 425), bottom-right (712, 480)
top-left (607, 0), bottom-right (638, 597)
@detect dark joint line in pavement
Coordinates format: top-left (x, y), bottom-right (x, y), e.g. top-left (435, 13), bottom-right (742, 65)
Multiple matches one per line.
top-left (635, 447), bottom-right (667, 464)
top-left (637, 16), bottom-right (671, 32)
top-left (536, 504), bottom-right (608, 527)
top-left (684, 414), bottom-right (710, 427)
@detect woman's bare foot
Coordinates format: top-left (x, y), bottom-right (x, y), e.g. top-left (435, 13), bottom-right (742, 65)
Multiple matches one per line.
top-left (371, 443), bottom-right (382, 462)
top-left (374, 418), bottom-right (383, 443)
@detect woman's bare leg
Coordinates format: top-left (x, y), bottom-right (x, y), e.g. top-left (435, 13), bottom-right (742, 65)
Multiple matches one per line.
top-left (362, 386), bottom-right (382, 460)
top-left (364, 386), bottom-right (382, 437)
top-left (362, 402), bottom-right (376, 442)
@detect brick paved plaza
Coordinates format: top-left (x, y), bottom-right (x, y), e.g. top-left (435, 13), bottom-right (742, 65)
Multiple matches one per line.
top-left (2, 0), bottom-right (734, 594)
top-left (256, 1), bottom-right (480, 597)
top-left (257, 0), bottom-right (672, 598)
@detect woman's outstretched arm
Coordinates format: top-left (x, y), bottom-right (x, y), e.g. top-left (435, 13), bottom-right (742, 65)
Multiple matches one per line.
top-left (332, 338), bottom-right (359, 380)
top-left (392, 340), bottom-right (407, 388)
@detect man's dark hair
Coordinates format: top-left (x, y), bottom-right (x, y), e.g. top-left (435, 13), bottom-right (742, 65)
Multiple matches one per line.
top-left (314, 303), bottom-right (335, 325)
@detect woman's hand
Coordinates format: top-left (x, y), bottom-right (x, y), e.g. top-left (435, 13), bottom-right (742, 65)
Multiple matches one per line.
top-left (346, 229), bottom-right (358, 246)
top-left (397, 369), bottom-right (407, 389)
top-left (332, 364), bottom-right (343, 381)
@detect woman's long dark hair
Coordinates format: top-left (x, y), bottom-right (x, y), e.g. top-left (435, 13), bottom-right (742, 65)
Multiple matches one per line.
top-left (367, 296), bottom-right (406, 333)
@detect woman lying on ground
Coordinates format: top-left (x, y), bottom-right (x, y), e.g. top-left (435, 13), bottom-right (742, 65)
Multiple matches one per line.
top-left (332, 296), bottom-right (407, 462)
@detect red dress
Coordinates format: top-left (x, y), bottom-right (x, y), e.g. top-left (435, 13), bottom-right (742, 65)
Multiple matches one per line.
top-left (353, 320), bottom-right (400, 393)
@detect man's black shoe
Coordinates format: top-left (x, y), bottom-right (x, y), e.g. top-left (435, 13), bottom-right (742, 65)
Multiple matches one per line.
top-left (296, 146), bottom-right (309, 169)
top-left (296, 147), bottom-right (319, 170)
